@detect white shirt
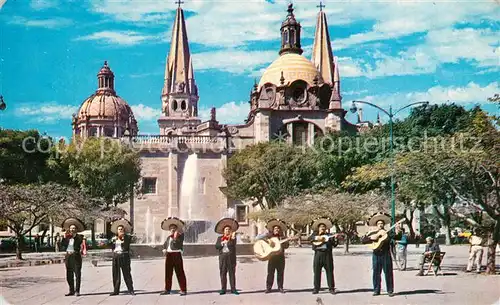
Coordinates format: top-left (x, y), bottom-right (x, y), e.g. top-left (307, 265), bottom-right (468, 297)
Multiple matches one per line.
top-left (166, 236), bottom-right (182, 253)
top-left (114, 239), bottom-right (123, 253)
top-left (67, 238), bottom-right (75, 253)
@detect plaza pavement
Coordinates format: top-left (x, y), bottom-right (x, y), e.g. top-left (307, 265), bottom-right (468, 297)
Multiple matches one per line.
top-left (1, 245), bottom-right (499, 305)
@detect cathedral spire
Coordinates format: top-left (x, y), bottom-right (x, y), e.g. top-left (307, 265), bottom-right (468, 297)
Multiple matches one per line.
top-left (311, 4), bottom-right (335, 85)
top-left (162, 5), bottom-right (197, 98)
top-left (160, 3), bottom-right (199, 119)
top-left (279, 3), bottom-right (303, 56)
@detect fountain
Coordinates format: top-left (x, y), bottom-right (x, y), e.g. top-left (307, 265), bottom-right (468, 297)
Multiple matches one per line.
top-left (179, 153), bottom-right (211, 243)
top-left (130, 154), bottom-right (253, 257)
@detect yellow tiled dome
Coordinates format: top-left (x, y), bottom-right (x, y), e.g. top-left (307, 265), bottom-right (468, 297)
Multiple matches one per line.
top-left (258, 53), bottom-right (320, 89)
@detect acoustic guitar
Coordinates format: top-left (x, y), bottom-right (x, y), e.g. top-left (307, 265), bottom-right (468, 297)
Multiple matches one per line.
top-left (366, 218), bottom-right (405, 250)
top-left (253, 235), bottom-right (299, 261)
top-left (311, 233), bottom-right (341, 246)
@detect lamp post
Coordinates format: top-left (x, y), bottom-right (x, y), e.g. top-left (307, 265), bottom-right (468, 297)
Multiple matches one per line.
top-left (0, 96), bottom-right (6, 111)
top-left (123, 128), bottom-right (134, 234)
top-left (350, 100), bottom-right (429, 227)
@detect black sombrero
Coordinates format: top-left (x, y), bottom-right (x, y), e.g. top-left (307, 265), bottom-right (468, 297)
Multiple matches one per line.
top-left (161, 217), bottom-right (185, 231)
top-left (110, 218), bottom-right (132, 234)
top-left (367, 212), bottom-right (391, 227)
top-left (311, 217), bottom-right (333, 231)
top-left (266, 219), bottom-right (288, 233)
top-left (215, 218), bottom-right (239, 234)
top-left (61, 217), bottom-right (85, 232)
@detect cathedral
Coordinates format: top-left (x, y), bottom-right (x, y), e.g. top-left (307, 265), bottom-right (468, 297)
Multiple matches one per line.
top-left (72, 4), bottom-right (359, 242)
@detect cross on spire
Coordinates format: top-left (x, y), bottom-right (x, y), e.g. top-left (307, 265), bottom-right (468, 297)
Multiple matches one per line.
top-left (317, 1), bottom-right (325, 11)
top-left (175, 0), bottom-right (184, 8)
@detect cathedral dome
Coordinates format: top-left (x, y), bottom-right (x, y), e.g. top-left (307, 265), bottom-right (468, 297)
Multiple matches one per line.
top-left (73, 61), bottom-right (138, 138)
top-left (258, 53), bottom-right (320, 90)
top-left (77, 94), bottom-right (134, 122)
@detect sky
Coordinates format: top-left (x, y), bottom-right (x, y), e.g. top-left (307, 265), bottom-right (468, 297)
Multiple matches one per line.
top-left (0, 0), bottom-right (498, 139)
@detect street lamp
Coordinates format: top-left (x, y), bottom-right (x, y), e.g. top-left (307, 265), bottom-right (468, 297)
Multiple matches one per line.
top-left (122, 127), bottom-right (135, 234)
top-left (350, 100), bottom-right (429, 227)
top-left (0, 96), bottom-right (6, 111)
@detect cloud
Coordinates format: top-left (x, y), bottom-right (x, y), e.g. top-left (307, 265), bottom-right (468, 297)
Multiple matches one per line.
top-left (199, 101), bottom-right (250, 124)
top-left (75, 31), bottom-right (158, 46)
top-left (331, 1), bottom-right (497, 50)
top-left (8, 16), bottom-right (73, 28)
top-left (16, 103), bottom-right (78, 123)
top-left (192, 49), bottom-right (276, 74)
top-left (30, 0), bottom-right (59, 10)
top-left (359, 81), bottom-right (499, 109)
top-left (333, 27), bottom-right (499, 78)
top-left (130, 104), bottom-right (160, 121)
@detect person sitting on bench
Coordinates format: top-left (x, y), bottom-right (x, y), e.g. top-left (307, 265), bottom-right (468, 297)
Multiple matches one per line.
top-left (416, 237), bottom-right (441, 276)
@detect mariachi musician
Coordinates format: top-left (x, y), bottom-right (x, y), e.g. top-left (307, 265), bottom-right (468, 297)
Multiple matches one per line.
top-left (109, 218), bottom-right (135, 296)
top-left (308, 217), bottom-right (336, 294)
top-left (361, 212), bottom-right (395, 297)
top-left (255, 219), bottom-right (290, 293)
top-left (160, 217), bottom-right (187, 295)
top-left (61, 217), bottom-right (87, 297)
top-left (215, 217), bottom-right (239, 295)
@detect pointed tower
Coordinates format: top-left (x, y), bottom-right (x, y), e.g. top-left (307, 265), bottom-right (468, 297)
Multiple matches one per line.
top-left (311, 3), bottom-right (342, 110)
top-left (159, 4), bottom-right (200, 133)
top-left (311, 4), bottom-right (335, 85)
top-left (279, 3), bottom-right (303, 55)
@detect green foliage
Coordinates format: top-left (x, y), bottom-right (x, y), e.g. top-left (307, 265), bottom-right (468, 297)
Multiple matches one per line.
top-left (251, 190), bottom-right (388, 229)
top-left (53, 137), bottom-right (142, 208)
top-left (223, 142), bottom-right (317, 208)
top-left (0, 129), bottom-right (53, 183)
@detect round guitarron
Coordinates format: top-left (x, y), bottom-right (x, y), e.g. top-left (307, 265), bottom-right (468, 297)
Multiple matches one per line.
top-left (253, 238), bottom-right (282, 261)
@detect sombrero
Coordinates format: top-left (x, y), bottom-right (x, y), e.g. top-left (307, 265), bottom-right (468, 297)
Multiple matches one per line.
top-left (215, 218), bottom-right (239, 234)
top-left (161, 217), bottom-right (185, 231)
top-left (266, 219), bottom-right (288, 233)
top-left (110, 218), bottom-right (132, 234)
top-left (311, 217), bottom-right (333, 231)
top-left (367, 212), bottom-right (391, 227)
top-left (61, 217), bottom-right (85, 232)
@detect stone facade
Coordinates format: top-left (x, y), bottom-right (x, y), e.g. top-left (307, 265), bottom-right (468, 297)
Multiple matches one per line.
top-left (71, 4), bottom-right (360, 242)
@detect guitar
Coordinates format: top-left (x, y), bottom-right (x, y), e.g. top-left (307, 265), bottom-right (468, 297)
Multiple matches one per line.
top-left (311, 234), bottom-right (337, 246)
top-left (366, 219), bottom-right (405, 250)
top-left (253, 235), bottom-right (299, 261)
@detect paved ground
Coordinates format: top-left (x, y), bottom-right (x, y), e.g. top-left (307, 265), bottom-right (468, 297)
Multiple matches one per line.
top-left (1, 245), bottom-right (499, 305)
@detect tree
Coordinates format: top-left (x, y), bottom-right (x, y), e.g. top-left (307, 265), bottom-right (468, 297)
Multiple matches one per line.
top-left (0, 129), bottom-right (53, 183)
top-left (251, 190), bottom-right (388, 253)
top-left (49, 137), bottom-right (142, 242)
top-left (0, 183), bottom-right (91, 259)
top-left (51, 137), bottom-right (142, 208)
top-left (223, 142), bottom-right (317, 209)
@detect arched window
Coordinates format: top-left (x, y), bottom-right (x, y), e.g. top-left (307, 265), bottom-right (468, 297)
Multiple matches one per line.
top-left (284, 30), bottom-right (289, 44)
top-left (172, 100), bottom-right (178, 111)
top-left (181, 100), bottom-right (187, 111)
top-left (290, 29), bottom-right (295, 45)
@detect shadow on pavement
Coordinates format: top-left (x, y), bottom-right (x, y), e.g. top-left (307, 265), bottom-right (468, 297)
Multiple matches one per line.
top-left (80, 290), bottom-right (147, 296)
top-left (336, 288), bottom-right (373, 294)
top-left (396, 289), bottom-right (444, 296)
top-left (182, 289), bottom-right (223, 295)
top-left (1, 276), bottom-right (64, 289)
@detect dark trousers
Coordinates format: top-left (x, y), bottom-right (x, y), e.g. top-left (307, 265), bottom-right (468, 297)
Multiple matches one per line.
top-left (372, 252), bottom-right (394, 293)
top-left (313, 251), bottom-right (335, 291)
top-left (112, 253), bottom-right (134, 293)
top-left (267, 254), bottom-right (285, 289)
top-left (219, 253), bottom-right (236, 291)
top-left (65, 253), bottom-right (82, 293)
top-left (165, 252), bottom-right (187, 292)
